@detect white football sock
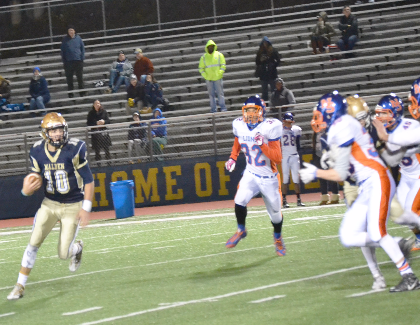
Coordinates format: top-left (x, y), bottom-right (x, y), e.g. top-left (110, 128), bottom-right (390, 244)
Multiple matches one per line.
top-left (17, 272), bottom-right (28, 287)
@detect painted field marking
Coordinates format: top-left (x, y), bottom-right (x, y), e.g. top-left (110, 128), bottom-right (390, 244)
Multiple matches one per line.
top-left (249, 295), bottom-right (286, 303)
top-left (346, 289), bottom-right (386, 297)
top-left (152, 246), bottom-right (175, 250)
top-left (62, 307), bottom-right (103, 316)
top-left (0, 312), bottom-right (15, 318)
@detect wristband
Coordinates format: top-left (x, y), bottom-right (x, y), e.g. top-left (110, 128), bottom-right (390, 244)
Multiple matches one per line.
top-left (82, 200), bottom-right (92, 212)
top-left (21, 189), bottom-right (29, 196)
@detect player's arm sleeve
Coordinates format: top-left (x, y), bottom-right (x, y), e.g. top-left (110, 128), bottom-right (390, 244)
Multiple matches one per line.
top-left (296, 136), bottom-right (301, 151)
top-left (260, 140), bottom-right (282, 164)
top-left (388, 128), bottom-right (420, 147)
top-left (74, 143), bottom-right (94, 184)
top-left (29, 148), bottom-right (41, 173)
top-left (332, 146), bottom-right (351, 181)
top-left (379, 144), bottom-right (407, 167)
top-left (229, 137), bottom-right (241, 161)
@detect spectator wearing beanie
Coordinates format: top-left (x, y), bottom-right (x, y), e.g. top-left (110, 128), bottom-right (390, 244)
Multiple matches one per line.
top-left (29, 67), bottom-right (50, 111)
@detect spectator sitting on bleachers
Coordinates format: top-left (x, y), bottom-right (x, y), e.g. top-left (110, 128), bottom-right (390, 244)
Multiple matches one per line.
top-left (255, 36), bottom-right (281, 101)
top-left (105, 50), bottom-right (133, 94)
top-left (29, 67), bottom-right (50, 111)
top-left (143, 74), bottom-right (169, 113)
top-left (310, 11), bottom-right (336, 54)
top-left (133, 48), bottom-right (154, 84)
top-left (150, 108), bottom-right (167, 161)
top-left (126, 74), bottom-right (145, 115)
top-left (0, 74), bottom-right (11, 110)
top-left (338, 5), bottom-right (358, 58)
top-left (128, 111), bottom-right (147, 164)
top-left (87, 99), bottom-right (112, 164)
top-left (269, 78), bottom-right (296, 119)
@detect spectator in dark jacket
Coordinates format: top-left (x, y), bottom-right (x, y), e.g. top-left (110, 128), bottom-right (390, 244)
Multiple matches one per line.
top-left (60, 25), bottom-right (85, 98)
top-left (105, 50), bottom-right (133, 94)
top-left (29, 67), bottom-right (50, 111)
top-left (310, 11), bottom-right (336, 54)
top-left (143, 74), bottom-right (169, 113)
top-left (0, 75), bottom-right (11, 108)
top-left (133, 48), bottom-right (154, 84)
top-left (337, 6), bottom-right (358, 58)
top-left (128, 111), bottom-right (147, 164)
top-left (126, 74), bottom-right (145, 115)
top-left (270, 78), bottom-right (296, 118)
top-left (255, 36), bottom-right (281, 101)
top-left (87, 100), bottom-right (111, 163)
top-left (150, 108), bottom-right (167, 160)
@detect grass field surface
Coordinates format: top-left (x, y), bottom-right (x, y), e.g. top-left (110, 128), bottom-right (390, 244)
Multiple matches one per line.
top-left (0, 202), bottom-right (418, 324)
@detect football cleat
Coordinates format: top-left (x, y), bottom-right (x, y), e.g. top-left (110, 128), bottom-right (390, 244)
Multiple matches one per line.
top-left (412, 238), bottom-right (420, 252)
top-left (372, 274), bottom-right (386, 290)
top-left (398, 237), bottom-right (414, 260)
top-left (389, 273), bottom-right (420, 293)
top-left (7, 283), bottom-right (24, 300)
top-left (297, 199), bottom-right (305, 207)
top-left (274, 235), bottom-right (286, 256)
top-left (69, 240), bottom-right (84, 272)
top-left (225, 230), bottom-right (247, 248)
top-left (283, 200), bottom-right (290, 208)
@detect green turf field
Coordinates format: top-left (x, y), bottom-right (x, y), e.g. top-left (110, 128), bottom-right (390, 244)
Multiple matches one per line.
top-left (0, 203), bottom-right (418, 325)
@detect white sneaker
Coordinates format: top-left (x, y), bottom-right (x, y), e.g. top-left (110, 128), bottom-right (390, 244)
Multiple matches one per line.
top-left (7, 283), bottom-right (24, 300)
top-left (69, 240), bottom-right (84, 272)
top-left (372, 275), bottom-right (386, 290)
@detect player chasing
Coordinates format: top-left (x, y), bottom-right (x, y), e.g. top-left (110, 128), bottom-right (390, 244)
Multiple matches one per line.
top-left (280, 112), bottom-right (305, 208)
top-left (224, 95), bottom-right (286, 256)
top-left (300, 91), bottom-right (420, 292)
top-left (7, 112), bottom-right (94, 300)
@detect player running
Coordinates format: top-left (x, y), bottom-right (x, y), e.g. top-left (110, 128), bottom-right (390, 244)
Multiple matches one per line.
top-left (280, 112), bottom-right (305, 208)
top-left (7, 112), bottom-right (94, 300)
top-left (300, 91), bottom-right (420, 292)
top-left (224, 95), bottom-right (286, 256)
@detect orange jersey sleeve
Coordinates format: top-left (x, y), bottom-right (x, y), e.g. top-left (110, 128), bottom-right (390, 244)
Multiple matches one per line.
top-left (260, 140), bottom-right (282, 164)
top-left (229, 137), bottom-right (241, 160)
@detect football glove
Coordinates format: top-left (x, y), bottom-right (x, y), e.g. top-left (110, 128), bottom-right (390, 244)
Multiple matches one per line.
top-left (225, 158), bottom-right (236, 172)
top-left (320, 144), bottom-right (338, 169)
top-left (128, 98), bottom-right (135, 107)
top-left (255, 132), bottom-right (264, 146)
top-left (299, 162), bottom-right (318, 184)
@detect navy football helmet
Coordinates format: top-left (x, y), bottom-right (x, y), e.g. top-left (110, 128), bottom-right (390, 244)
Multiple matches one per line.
top-left (242, 95), bottom-right (266, 130)
top-left (311, 91), bottom-right (347, 133)
top-left (375, 93), bottom-right (404, 129)
top-left (282, 112), bottom-right (294, 122)
top-left (408, 77), bottom-right (420, 119)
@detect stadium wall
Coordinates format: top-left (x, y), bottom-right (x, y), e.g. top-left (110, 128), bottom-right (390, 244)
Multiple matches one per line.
top-left (0, 151), bottom-right (320, 220)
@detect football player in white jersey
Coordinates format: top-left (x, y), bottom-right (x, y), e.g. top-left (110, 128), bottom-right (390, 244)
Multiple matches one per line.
top-left (374, 93), bottom-right (420, 251)
top-left (300, 91), bottom-right (420, 292)
top-left (225, 95), bottom-right (285, 256)
top-left (281, 112), bottom-right (305, 208)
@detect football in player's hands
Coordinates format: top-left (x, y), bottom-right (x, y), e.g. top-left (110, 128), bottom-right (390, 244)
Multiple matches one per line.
top-left (22, 173), bottom-right (42, 196)
top-left (255, 132), bottom-right (264, 146)
top-left (225, 158), bottom-right (236, 172)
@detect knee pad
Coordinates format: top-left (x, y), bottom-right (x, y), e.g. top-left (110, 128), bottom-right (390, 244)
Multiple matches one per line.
top-left (21, 244), bottom-right (39, 269)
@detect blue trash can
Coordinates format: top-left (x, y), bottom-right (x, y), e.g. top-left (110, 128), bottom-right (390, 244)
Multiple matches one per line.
top-left (110, 180), bottom-right (135, 219)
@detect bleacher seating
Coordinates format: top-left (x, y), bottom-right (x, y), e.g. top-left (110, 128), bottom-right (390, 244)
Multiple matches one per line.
top-left (1, 0), bottom-right (419, 174)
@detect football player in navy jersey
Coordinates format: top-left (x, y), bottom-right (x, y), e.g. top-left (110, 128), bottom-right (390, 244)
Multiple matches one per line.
top-left (8, 112), bottom-right (94, 300)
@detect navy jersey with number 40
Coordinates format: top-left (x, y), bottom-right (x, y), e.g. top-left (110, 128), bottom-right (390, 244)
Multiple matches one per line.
top-left (29, 138), bottom-right (90, 203)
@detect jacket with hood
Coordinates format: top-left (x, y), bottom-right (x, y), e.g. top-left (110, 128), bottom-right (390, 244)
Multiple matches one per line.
top-left (255, 36), bottom-right (281, 81)
top-left (0, 75), bottom-right (11, 102)
top-left (311, 12), bottom-right (336, 42)
top-left (151, 108), bottom-right (167, 138)
top-left (110, 58), bottom-right (133, 77)
top-left (198, 40), bottom-right (226, 81)
top-left (126, 82), bottom-right (145, 104)
top-left (60, 32), bottom-right (85, 62)
top-left (29, 74), bottom-right (50, 103)
top-left (338, 13), bottom-right (358, 39)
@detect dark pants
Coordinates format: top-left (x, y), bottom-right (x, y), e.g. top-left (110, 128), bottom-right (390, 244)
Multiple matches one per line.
top-left (313, 154), bottom-right (338, 195)
top-left (64, 61), bottom-right (84, 96)
top-left (260, 79), bottom-right (276, 101)
top-left (310, 36), bottom-right (330, 53)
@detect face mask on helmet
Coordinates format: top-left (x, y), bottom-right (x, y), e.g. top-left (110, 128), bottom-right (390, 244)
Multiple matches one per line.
top-left (408, 78), bottom-right (420, 119)
top-left (311, 91), bottom-right (347, 133)
top-left (242, 95), bottom-right (265, 130)
top-left (41, 112), bottom-right (69, 148)
top-left (375, 94), bottom-right (404, 129)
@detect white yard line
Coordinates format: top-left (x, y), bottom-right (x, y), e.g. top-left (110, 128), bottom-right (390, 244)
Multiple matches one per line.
top-left (62, 307), bottom-right (103, 316)
top-left (152, 246), bottom-right (175, 250)
top-left (346, 289), bottom-right (386, 297)
top-left (249, 295), bottom-right (286, 303)
top-left (0, 312), bottom-right (15, 318)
